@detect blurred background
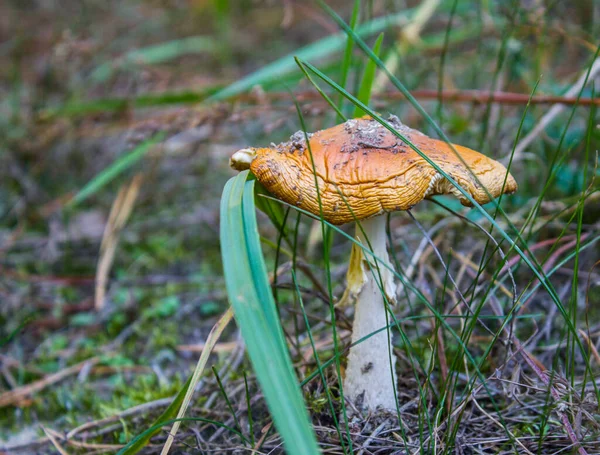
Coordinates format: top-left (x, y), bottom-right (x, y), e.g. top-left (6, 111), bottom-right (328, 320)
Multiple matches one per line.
top-left (1, 1), bottom-right (599, 453)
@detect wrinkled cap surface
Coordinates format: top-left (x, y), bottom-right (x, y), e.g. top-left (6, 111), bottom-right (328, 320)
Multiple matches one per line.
top-left (232, 115), bottom-right (517, 225)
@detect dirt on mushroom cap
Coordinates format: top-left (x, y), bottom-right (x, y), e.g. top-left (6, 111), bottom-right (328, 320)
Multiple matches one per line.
top-left (248, 115), bottom-right (518, 225)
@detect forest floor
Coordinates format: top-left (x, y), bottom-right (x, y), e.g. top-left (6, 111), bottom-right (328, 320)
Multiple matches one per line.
top-left (1, 1), bottom-right (599, 454)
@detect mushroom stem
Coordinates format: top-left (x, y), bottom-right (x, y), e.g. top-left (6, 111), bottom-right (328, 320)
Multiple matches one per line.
top-left (343, 216), bottom-right (398, 412)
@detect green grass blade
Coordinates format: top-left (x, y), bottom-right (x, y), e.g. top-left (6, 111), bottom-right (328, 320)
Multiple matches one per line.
top-left (243, 372), bottom-right (255, 447)
top-left (296, 59), bottom-right (346, 120)
top-left (41, 89), bottom-right (218, 119)
top-left (0, 314), bottom-right (34, 348)
top-left (337, 0), bottom-right (360, 117)
top-left (117, 416), bottom-right (244, 455)
top-left (220, 171), bottom-right (320, 455)
top-left (241, 181), bottom-right (288, 354)
top-left (435, 0), bottom-right (458, 124)
top-left (476, 3), bottom-right (519, 151)
top-left (67, 133), bottom-right (165, 208)
top-left (209, 9), bottom-right (415, 101)
top-left (91, 36), bottom-right (217, 82)
top-left (117, 375), bottom-right (192, 455)
top-left (212, 366), bottom-right (247, 444)
top-left (354, 32), bottom-right (384, 117)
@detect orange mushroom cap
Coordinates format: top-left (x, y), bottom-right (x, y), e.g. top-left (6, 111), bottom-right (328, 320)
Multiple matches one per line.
top-left (231, 115), bottom-right (517, 225)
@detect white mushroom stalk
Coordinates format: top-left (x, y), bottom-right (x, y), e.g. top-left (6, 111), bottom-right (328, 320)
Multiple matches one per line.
top-left (342, 215), bottom-right (398, 412)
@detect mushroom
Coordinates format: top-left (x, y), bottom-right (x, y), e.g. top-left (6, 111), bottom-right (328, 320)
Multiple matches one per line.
top-left (230, 115), bottom-right (517, 413)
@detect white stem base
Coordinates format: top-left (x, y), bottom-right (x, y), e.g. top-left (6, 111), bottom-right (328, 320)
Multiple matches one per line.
top-left (343, 217), bottom-right (397, 413)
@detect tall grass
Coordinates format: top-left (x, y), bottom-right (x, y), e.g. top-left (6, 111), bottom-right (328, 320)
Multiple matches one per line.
top-left (214, 2), bottom-right (599, 453)
top-left (220, 173), bottom-right (320, 454)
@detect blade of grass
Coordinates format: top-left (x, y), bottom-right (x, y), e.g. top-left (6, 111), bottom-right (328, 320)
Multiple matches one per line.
top-left (40, 18), bottom-right (484, 120)
top-left (295, 64), bottom-right (346, 120)
top-left (118, 417), bottom-right (244, 455)
top-left (476, 0), bottom-right (519, 151)
top-left (41, 90), bottom-right (217, 119)
top-left (435, 0), bottom-right (459, 124)
top-left (212, 366), bottom-right (246, 444)
top-left (291, 68), bottom-right (344, 265)
top-left (90, 36), bottom-right (217, 82)
top-left (372, 0), bottom-right (440, 93)
top-left (209, 9), bottom-right (415, 101)
top-left (337, 0), bottom-right (360, 118)
top-left (353, 32), bottom-right (384, 118)
top-left (569, 86), bottom-right (595, 388)
top-left (220, 171), bottom-right (320, 455)
top-left (521, 48), bottom-right (600, 242)
top-left (160, 307), bottom-right (234, 455)
top-left (117, 375), bottom-right (192, 455)
top-left (67, 133), bottom-right (165, 209)
top-left (0, 314), bottom-right (34, 348)
top-left (243, 372), bottom-right (255, 448)
top-left (291, 269), bottom-right (347, 451)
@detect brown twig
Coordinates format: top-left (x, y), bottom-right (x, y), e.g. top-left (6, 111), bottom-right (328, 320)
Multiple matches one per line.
top-left (253, 422), bottom-right (273, 452)
top-left (66, 397), bottom-right (173, 440)
top-left (579, 329), bottom-right (600, 366)
top-left (46, 427), bottom-right (124, 453)
top-left (42, 427), bottom-right (70, 455)
top-left (0, 357), bottom-right (99, 408)
top-left (177, 341), bottom-right (239, 353)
